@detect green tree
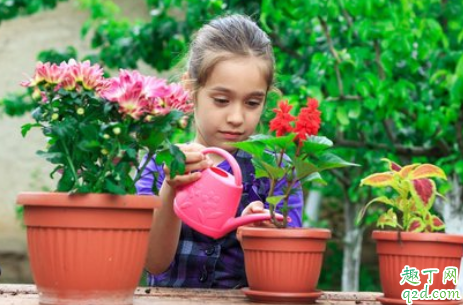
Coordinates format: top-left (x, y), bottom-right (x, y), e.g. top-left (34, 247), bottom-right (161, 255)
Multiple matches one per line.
top-left (0, 0), bottom-right (66, 24)
top-left (3, 0), bottom-right (463, 291)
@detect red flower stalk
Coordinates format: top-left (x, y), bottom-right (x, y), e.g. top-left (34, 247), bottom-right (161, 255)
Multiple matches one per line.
top-left (269, 100), bottom-right (296, 136)
top-left (294, 98), bottom-right (321, 141)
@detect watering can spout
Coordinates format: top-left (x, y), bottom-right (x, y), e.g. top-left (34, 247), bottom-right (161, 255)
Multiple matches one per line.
top-left (220, 213), bottom-right (285, 237)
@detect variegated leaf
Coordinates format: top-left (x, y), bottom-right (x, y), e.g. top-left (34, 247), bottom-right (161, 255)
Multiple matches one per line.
top-left (381, 158), bottom-right (402, 172)
top-left (356, 196), bottom-right (396, 225)
top-left (410, 179), bottom-right (436, 210)
top-left (408, 217), bottom-right (426, 232)
top-left (430, 215), bottom-right (445, 231)
top-left (398, 164), bottom-right (420, 179)
top-left (360, 172), bottom-right (395, 187)
top-left (409, 164), bottom-right (447, 180)
top-left (377, 208), bottom-right (399, 229)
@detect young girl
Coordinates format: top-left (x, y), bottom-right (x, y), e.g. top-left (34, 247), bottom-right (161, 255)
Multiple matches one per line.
top-left (135, 14), bottom-right (303, 289)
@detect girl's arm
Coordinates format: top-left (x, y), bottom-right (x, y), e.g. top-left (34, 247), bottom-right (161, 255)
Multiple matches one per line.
top-left (138, 143), bottom-right (212, 275)
top-left (145, 181), bottom-right (182, 274)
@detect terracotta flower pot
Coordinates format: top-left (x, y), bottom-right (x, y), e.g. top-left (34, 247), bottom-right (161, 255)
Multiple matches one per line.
top-left (17, 192), bottom-right (159, 305)
top-left (237, 226), bottom-right (331, 303)
top-left (373, 230), bottom-right (463, 305)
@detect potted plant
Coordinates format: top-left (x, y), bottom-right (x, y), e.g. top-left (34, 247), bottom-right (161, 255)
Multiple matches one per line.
top-left (18, 59), bottom-right (191, 305)
top-left (357, 158), bottom-right (463, 305)
top-left (233, 98), bottom-right (357, 303)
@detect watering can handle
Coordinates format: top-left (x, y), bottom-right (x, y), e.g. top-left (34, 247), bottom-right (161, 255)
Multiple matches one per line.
top-left (201, 147), bottom-right (242, 187)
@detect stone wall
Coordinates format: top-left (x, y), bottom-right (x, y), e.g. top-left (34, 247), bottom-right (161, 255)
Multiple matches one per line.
top-left (0, 0), bottom-right (150, 283)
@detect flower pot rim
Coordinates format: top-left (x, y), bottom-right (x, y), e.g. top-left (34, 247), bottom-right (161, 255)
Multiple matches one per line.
top-left (237, 226), bottom-right (331, 239)
top-left (17, 191), bottom-right (160, 209)
top-left (372, 230), bottom-right (463, 244)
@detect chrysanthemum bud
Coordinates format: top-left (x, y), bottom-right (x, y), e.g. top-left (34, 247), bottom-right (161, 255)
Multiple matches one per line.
top-left (101, 148), bottom-right (109, 155)
top-left (51, 113), bottom-right (59, 121)
top-left (32, 88), bottom-right (42, 100)
top-left (77, 108), bottom-right (85, 115)
top-left (178, 115), bottom-right (189, 129)
top-left (112, 127), bottom-right (121, 135)
top-left (103, 134), bottom-right (110, 139)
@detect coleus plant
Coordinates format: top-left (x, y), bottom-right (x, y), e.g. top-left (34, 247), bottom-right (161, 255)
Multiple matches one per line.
top-left (233, 98), bottom-right (357, 228)
top-left (357, 158), bottom-right (448, 232)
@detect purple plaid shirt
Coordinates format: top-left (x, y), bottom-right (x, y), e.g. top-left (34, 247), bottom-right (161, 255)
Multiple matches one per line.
top-left (135, 149), bottom-right (303, 288)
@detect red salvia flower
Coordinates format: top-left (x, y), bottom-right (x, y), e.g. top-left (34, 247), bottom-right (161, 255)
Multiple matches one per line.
top-left (294, 97), bottom-right (321, 141)
top-left (269, 100), bottom-right (296, 136)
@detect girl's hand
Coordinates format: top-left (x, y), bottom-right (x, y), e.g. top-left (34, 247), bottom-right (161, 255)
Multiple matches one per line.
top-left (241, 201), bottom-right (287, 228)
top-left (163, 143), bottom-right (213, 189)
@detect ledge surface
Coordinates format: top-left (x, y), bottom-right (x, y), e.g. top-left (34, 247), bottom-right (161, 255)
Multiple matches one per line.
top-left (0, 284), bottom-right (383, 304)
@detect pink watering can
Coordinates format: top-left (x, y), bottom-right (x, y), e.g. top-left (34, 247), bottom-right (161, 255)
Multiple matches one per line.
top-left (174, 147), bottom-right (282, 239)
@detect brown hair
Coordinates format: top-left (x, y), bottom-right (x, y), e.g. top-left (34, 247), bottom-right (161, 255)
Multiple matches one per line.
top-left (186, 14), bottom-right (275, 93)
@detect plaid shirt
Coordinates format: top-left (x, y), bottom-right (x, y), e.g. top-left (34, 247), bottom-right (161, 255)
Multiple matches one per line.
top-left (135, 150), bottom-right (303, 288)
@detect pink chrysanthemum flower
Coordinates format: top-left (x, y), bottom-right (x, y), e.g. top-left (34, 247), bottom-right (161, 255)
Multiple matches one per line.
top-left (102, 70), bottom-right (147, 120)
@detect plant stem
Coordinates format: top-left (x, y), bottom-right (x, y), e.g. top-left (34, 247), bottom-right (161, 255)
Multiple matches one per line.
top-left (60, 139), bottom-right (79, 188)
top-left (277, 148), bottom-right (285, 168)
top-left (281, 168), bottom-right (298, 228)
top-left (94, 143), bottom-right (119, 192)
top-left (133, 152), bottom-right (154, 183)
top-left (270, 164), bottom-right (298, 228)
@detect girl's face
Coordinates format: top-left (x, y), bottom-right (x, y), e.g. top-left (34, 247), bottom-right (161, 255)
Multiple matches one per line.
top-left (193, 57), bottom-right (268, 152)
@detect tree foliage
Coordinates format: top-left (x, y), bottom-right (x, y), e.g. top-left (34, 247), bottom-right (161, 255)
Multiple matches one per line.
top-left (2, 0), bottom-right (463, 290)
top-left (0, 0), bottom-right (66, 24)
top-left (71, 0), bottom-right (463, 181)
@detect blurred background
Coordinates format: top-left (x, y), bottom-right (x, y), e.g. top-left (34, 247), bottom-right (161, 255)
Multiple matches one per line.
top-left (1, 0), bottom-right (462, 292)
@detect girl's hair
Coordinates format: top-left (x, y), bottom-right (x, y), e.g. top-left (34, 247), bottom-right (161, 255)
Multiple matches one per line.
top-left (186, 14), bottom-right (275, 93)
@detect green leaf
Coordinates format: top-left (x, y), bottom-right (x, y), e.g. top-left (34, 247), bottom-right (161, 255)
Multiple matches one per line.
top-left (300, 136), bottom-right (333, 155)
top-left (125, 147), bottom-right (137, 160)
top-left (104, 178), bottom-right (126, 195)
top-left (139, 127), bottom-right (166, 151)
top-left (430, 70), bottom-right (448, 84)
top-left (456, 54), bottom-right (463, 79)
top-left (254, 159), bottom-right (286, 180)
top-left (294, 158), bottom-right (318, 180)
top-left (356, 81), bottom-right (370, 98)
top-left (231, 140), bottom-right (266, 158)
top-left (317, 152), bottom-right (359, 171)
top-left (81, 19), bottom-right (92, 38)
top-left (21, 123), bottom-right (41, 137)
top-left (251, 158), bottom-right (271, 179)
top-left (56, 168), bottom-right (75, 192)
top-left (156, 144), bottom-right (186, 178)
top-left (36, 150), bottom-right (64, 164)
top-left (301, 172), bottom-right (326, 187)
top-left (336, 106), bottom-right (349, 126)
top-left (78, 140), bottom-right (101, 151)
top-left (51, 119), bottom-right (77, 138)
top-left (255, 133), bottom-right (297, 150)
top-left (348, 101), bottom-right (362, 119)
top-left (266, 195), bottom-right (286, 207)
